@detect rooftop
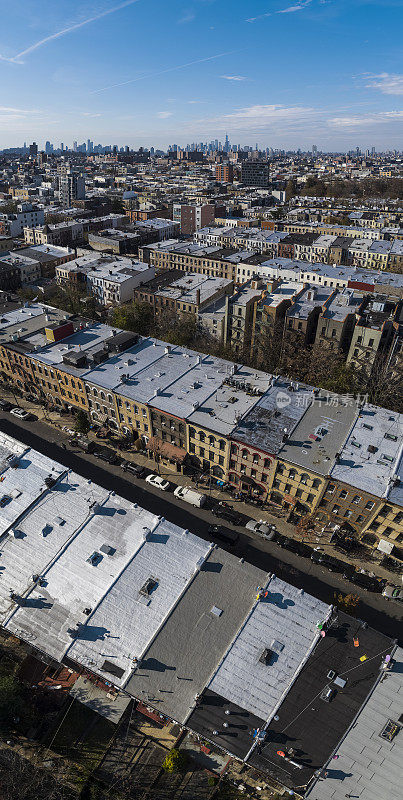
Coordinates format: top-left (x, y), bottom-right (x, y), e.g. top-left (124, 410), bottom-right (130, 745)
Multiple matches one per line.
top-left (248, 612), bottom-right (394, 790)
top-left (279, 395), bottom-right (359, 476)
top-left (330, 404), bottom-right (403, 504)
top-left (305, 645), bottom-right (403, 800)
top-left (232, 377), bottom-right (314, 454)
top-left (126, 549), bottom-right (265, 723)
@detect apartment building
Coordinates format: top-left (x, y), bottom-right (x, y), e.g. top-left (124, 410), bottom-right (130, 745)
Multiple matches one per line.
top-left (0, 202), bottom-right (44, 237)
top-left (24, 220), bottom-right (84, 246)
top-left (0, 252), bottom-right (42, 284)
top-left (134, 271), bottom-right (233, 319)
top-left (56, 253), bottom-right (154, 306)
top-left (225, 284), bottom-right (261, 356)
top-left (215, 163), bottom-right (234, 183)
top-left (172, 202), bottom-right (215, 234)
top-left (346, 295), bottom-right (402, 376)
top-left (285, 285), bottom-right (335, 345)
top-left (0, 304), bottom-right (401, 544)
top-left (314, 288), bottom-right (366, 353)
top-left (241, 161), bottom-right (270, 187)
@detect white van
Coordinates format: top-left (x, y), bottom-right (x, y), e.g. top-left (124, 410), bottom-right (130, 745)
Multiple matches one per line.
top-left (173, 486), bottom-right (207, 508)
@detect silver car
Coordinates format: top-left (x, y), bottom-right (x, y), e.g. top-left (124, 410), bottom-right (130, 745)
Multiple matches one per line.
top-left (382, 584), bottom-right (403, 602)
top-left (245, 520), bottom-right (275, 539)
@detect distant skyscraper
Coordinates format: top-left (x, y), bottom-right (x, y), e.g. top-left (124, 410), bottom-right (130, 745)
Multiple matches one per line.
top-left (73, 141), bottom-right (78, 152)
top-left (45, 141), bottom-right (52, 155)
top-left (29, 142), bottom-right (38, 157)
top-left (61, 142), bottom-right (64, 152)
top-left (312, 144), bottom-right (318, 155)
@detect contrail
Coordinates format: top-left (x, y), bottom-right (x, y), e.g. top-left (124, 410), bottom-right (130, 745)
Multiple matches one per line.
top-left (91, 50), bottom-right (242, 93)
top-left (0, 0), bottom-right (139, 64)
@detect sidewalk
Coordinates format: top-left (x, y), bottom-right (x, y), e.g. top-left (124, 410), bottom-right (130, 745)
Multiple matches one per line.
top-left (1, 389), bottom-right (400, 585)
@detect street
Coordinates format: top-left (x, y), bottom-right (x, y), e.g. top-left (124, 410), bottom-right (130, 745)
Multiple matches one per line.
top-left (0, 414), bottom-right (401, 644)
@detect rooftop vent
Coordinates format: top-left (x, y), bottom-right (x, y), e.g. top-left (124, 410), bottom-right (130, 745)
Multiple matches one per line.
top-left (100, 544), bottom-right (116, 556)
top-left (86, 551), bottom-right (103, 566)
top-left (259, 648), bottom-right (273, 666)
top-left (45, 475), bottom-right (57, 489)
top-left (139, 577), bottom-right (158, 597)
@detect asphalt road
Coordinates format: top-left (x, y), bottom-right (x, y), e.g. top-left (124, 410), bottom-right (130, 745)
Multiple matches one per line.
top-left (0, 415), bottom-right (402, 643)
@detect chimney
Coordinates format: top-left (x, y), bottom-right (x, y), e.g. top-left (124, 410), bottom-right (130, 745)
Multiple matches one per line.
top-left (196, 288), bottom-right (201, 306)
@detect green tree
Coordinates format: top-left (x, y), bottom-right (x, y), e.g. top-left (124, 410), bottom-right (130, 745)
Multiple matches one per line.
top-left (0, 675), bottom-right (24, 733)
top-left (111, 301), bottom-right (153, 336)
top-left (162, 748), bottom-right (188, 773)
top-left (75, 410), bottom-right (90, 435)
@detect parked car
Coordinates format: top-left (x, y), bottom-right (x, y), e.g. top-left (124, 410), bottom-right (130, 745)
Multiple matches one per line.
top-left (311, 550), bottom-right (352, 575)
top-left (0, 400), bottom-right (12, 412)
top-left (382, 584), bottom-right (403, 602)
top-left (207, 524), bottom-right (239, 547)
top-left (93, 446), bottom-right (119, 465)
top-left (212, 504), bottom-right (243, 526)
top-left (145, 474), bottom-right (170, 491)
top-left (10, 407), bottom-right (32, 420)
top-left (120, 460), bottom-right (146, 478)
top-left (173, 486), bottom-right (206, 507)
top-left (278, 535), bottom-right (312, 558)
top-left (245, 520), bottom-right (276, 539)
top-left (74, 437), bottom-right (97, 454)
top-left (349, 571), bottom-right (383, 592)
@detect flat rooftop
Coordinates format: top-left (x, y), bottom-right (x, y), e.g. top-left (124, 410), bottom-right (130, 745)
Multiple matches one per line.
top-left (305, 645), bottom-right (403, 800)
top-left (279, 395), bottom-right (359, 476)
top-left (126, 550), bottom-right (266, 723)
top-left (232, 377), bottom-right (314, 454)
top-left (330, 404), bottom-right (403, 504)
top-left (248, 612), bottom-right (394, 789)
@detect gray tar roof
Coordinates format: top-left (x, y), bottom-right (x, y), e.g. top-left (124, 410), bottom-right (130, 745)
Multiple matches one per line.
top-left (231, 377), bottom-right (315, 454)
top-left (278, 395), bottom-right (359, 476)
top-left (125, 549), bottom-right (267, 723)
top-left (305, 645), bottom-right (403, 800)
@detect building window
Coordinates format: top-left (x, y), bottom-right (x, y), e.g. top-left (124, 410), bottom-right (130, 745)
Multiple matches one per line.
top-left (365, 501), bottom-right (375, 510)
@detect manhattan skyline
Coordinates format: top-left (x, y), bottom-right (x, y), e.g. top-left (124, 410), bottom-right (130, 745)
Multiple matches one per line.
top-left (0, 0), bottom-right (402, 150)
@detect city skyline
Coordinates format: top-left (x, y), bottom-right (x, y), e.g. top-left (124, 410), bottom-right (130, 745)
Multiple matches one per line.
top-left (0, 0), bottom-right (402, 149)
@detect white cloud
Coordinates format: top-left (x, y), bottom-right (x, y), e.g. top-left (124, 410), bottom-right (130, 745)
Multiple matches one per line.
top-left (0, 0), bottom-right (139, 64)
top-left (0, 106), bottom-right (38, 114)
top-left (364, 73), bottom-right (403, 96)
top-left (278, 0), bottom-right (313, 12)
top-left (178, 10), bottom-right (196, 24)
top-left (246, 12), bottom-right (272, 22)
top-left (156, 111), bottom-right (173, 118)
top-left (330, 110), bottom-right (403, 127)
top-left (220, 103), bottom-right (317, 129)
top-left (220, 75), bottom-right (247, 81)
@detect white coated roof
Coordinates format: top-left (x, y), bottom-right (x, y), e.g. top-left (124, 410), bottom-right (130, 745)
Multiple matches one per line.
top-left (209, 576), bottom-right (329, 720)
top-left (0, 443), bottom-right (210, 686)
top-left (331, 404), bottom-right (403, 503)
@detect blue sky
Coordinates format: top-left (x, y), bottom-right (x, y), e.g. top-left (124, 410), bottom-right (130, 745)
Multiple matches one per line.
top-left (0, 0), bottom-right (402, 150)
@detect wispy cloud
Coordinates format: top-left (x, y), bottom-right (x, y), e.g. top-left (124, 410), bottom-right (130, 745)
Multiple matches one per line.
top-left (0, 0), bottom-right (139, 64)
top-left (278, 1), bottom-right (313, 13)
top-left (178, 10), bottom-right (196, 24)
top-left (246, 11), bottom-right (272, 23)
top-left (364, 73), bottom-right (403, 95)
top-left (156, 111), bottom-right (173, 118)
top-left (330, 110), bottom-right (403, 126)
top-left (220, 74), bottom-right (247, 81)
top-left (92, 49), bottom-right (241, 93)
top-left (195, 103), bottom-right (318, 132)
